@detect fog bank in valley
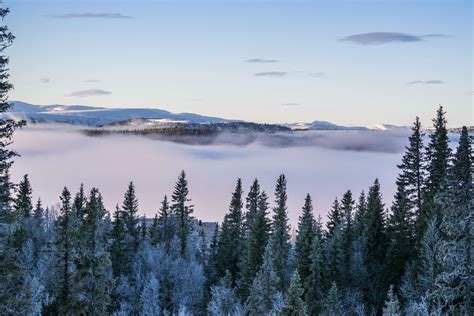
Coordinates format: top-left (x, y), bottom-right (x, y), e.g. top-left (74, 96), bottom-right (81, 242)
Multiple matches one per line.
top-left (11, 124), bottom-right (423, 225)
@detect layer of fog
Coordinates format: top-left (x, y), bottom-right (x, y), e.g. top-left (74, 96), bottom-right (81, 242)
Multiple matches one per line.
top-left (10, 123), bottom-right (458, 225)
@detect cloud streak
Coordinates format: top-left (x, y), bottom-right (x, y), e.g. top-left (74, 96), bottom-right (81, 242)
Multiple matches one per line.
top-left (68, 89), bottom-right (111, 97)
top-left (407, 80), bottom-right (444, 85)
top-left (49, 13), bottom-right (132, 19)
top-left (40, 78), bottom-right (50, 84)
top-left (245, 58), bottom-right (278, 63)
top-left (281, 103), bottom-right (301, 107)
top-left (341, 32), bottom-right (449, 45)
top-left (254, 71), bottom-right (287, 77)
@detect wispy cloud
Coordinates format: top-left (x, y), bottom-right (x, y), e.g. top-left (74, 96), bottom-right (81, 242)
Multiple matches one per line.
top-left (341, 32), bottom-right (449, 45)
top-left (245, 58), bottom-right (278, 63)
top-left (68, 89), bottom-right (111, 97)
top-left (254, 71), bottom-right (287, 77)
top-left (84, 79), bottom-right (100, 83)
top-left (281, 103), bottom-right (301, 106)
top-left (40, 78), bottom-right (50, 84)
top-left (407, 80), bottom-right (444, 85)
top-left (49, 13), bottom-right (132, 19)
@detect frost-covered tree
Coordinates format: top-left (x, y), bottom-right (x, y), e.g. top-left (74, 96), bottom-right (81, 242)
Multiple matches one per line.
top-left (434, 126), bottom-right (472, 314)
top-left (71, 188), bottom-right (114, 314)
top-left (283, 271), bottom-right (307, 316)
top-left (139, 275), bottom-right (161, 315)
top-left (382, 285), bottom-right (401, 316)
top-left (208, 270), bottom-right (243, 316)
top-left (323, 282), bottom-right (342, 316)
top-left (246, 243), bottom-right (281, 315)
top-left (270, 174), bottom-right (291, 292)
top-left (171, 170), bottom-right (194, 255)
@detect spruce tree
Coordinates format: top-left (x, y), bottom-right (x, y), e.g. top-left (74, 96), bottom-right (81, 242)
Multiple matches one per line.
top-left (238, 190), bottom-right (270, 299)
top-left (110, 205), bottom-right (126, 278)
top-left (122, 181), bottom-right (139, 250)
top-left (382, 285), bottom-right (401, 316)
top-left (364, 178), bottom-right (388, 312)
top-left (340, 190), bottom-right (354, 287)
top-left (244, 178), bottom-right (260, 229)
top-left (216, 178), bottom-right (244, 284)
top-left (386, 182), bottom-right (413, 289)
top-left (435, 126), bottom-right (472, 314)
top-left (305, 233), bottom-right (324, 315)
top-left (295, 194), bottom-right (314, 294)
top-left (326, 197), bottom-right (341, 238)
top-left (270, 174), bottom-right (291, 292)
top-left (72, 188), bottom-right (114, 314)
top-left (158, 195), bottom-right (174, 252)
top-left (73, 183), bottom-right (86, 219)
top-left (246, 243), bottom-right (281, 315)
top-left (421, 105), bottom-right (451, 233)
top-left (354, 190), bottom-right (367, 235)
top-left (171, 170), bottom-right (193, 255)
top-left (283, 271), bottom-right (307, 316)
top-left (149, 213), bottom-right (159, 246)
top-left (397, 117), bottom-right (425, 221)
top-left (53, 187), bottom-right (78, 314)
top-left (323, 282), bottom-right (342, 316)
top-left (14, 174), bottom-right (33, 219)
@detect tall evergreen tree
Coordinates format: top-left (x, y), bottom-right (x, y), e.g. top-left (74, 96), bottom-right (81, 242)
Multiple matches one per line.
top-left (73, 183), bottom-right (86, 219)
top-left (72, 188), bottom-right (114, 314)
top-left (53, 187), bottom-right (78, 313)
top-left (386, 182), bottom-right (413, 290)
top-left (353, 190), bottom-right (367, 235)
top-left (305, 233), bottom-right (324, 315)
top-left (110, 205), bottom-right (127, 279)
top-left (295, 194), bottom-right (314, 294)
top-left (238, 189), bottom-right (270, 299)
top-left (171, 170), bottom-right (193, 255)
top-left (270, 174), bottom-right (291, 292)
top-left (244, 178), bottom-right (260, 229)
top-left (216, 178), bottom-right (244, 284)
top-left (421, 106), bottom-right (451, 231)
top-left (340, 190), bottom-right (354, 287)
top-left (434, 126), bottom-right (472, 314)
top-left (397, 117), bottom-right (425, 221)
top-left (364, 178), bottom-right (388, 312)
top-left (122, 181), bottom-right (139, 250)
top-left (326, 197), bottom-right (341, 238)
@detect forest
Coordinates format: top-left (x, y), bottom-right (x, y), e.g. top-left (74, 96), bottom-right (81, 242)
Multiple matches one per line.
top-left (0, 6), bottom-right (472, 316)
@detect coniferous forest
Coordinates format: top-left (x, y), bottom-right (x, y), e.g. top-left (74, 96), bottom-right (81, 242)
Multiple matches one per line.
top-left (0, 7), bottom-right (472, 316)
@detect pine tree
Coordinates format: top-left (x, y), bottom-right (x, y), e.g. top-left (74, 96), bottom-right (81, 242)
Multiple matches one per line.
top-left (171, 170), bottom-right (194, 255)
top-left (283, 271), bottom-right (307, 316)
top-left (73, 183), bottom-right (86, 219)
top-left (326, 197), bottom-right (341, 238)
top-left (158, 195), bottom-right (174, 252)
top-left (72, 188), bottom-right (114, 314)
top-left (238, 190), bottom-right (270, 299)
top-left (244, 178), bottom-right (260, 229)
top-left (382, 285), bottom-right (401, 316)
top-left (295, 194), bottom-right (314, 294)
top-left (122, 182), bottom-right (139, 251)
top-left (340, 190), bottom-right (354, 287)
top-left (421, 106), bottom-right (451, 232)
top-left (216, 179), bottom-right (244, 283)
top-left (354, 191), bottom-right (367, 236)
top-left (434, 126), bottom-right (472, 314)
top-left (52, 187), bottom-right (78, 313)
top-left (270, 174), bottom-right (291, 292)
top-left (397, 117), bottom-right (425, 222)
top-left (14, 174), bottom-right (33, 219)
top-left (323, 282), bottom-right (342, 316)
top-left (246, 243), bottom-right (281, 315)
top-left (110, 205), bottom-right (127, 279)
top-left (207, 270), bottom-right (242, 316)
top-left (364, 178), bottom-right (388, 312)
top-left (305, 233), bottom-right (324, 315)
top-left (416, 217), bottom-right (441, 310)
top-left (386, 182), bottom-right (413, 289)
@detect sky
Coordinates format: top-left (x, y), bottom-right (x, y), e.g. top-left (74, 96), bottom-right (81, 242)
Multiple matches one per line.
top-left (5, 0), bottom-right (473, 127)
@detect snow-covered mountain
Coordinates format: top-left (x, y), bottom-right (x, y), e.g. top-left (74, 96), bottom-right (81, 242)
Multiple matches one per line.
top-left (7, 101), bottom-right (231, 126)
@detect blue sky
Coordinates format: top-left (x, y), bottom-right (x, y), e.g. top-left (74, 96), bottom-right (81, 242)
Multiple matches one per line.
top-left (5, 0), bottom-right (473, 127)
